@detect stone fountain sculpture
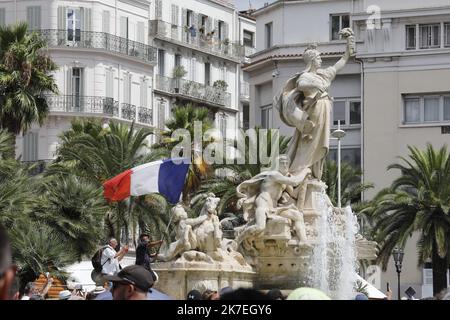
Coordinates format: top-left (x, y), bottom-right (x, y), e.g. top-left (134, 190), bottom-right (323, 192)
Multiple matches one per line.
top-left (153, 28), bottom-right (377, 299)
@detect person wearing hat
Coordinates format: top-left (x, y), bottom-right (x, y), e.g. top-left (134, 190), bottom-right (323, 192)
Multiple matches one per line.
top-left (186, 289), bottom-right (202, 300)
top-left (58, 290), bottom-right (72, 300)
top-left (104, 265), bottom-right (154, 300)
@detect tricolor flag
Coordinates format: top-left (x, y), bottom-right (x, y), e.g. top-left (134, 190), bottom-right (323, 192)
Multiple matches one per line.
top-left (103, 158), bottom-right (190, 204)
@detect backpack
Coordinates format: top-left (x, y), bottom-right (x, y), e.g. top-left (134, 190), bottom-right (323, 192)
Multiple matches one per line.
top-left (91, 246), bottom-right (109, 272)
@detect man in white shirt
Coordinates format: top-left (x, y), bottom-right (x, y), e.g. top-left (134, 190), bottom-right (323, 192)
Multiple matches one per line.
top-left (101, 238), bottom-right (128, 276)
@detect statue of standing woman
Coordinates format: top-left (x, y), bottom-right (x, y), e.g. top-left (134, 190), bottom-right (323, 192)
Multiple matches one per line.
top-left (274, 28), bottom-right (355, 181)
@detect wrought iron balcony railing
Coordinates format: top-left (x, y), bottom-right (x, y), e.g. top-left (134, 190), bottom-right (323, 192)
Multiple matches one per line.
top-left (45, 95), bottom-right (153, 125)
top-left (36, 29), bottom-right (157, 64)
top-left (155, 75), bottom-right (231, 107)
top-left (149, 20), bottom-right (245, 61)
top-left (22, 160), bottom-right (51, 175)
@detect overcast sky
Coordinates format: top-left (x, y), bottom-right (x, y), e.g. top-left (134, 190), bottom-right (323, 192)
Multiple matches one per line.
top-left (234, 0), bottom-right (276, 11)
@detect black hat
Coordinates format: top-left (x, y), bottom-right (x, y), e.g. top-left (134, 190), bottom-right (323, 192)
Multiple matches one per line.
top-left (104, 265), bottom-right (154, 292)
top-left (186, 289), bottom-right (202, 300)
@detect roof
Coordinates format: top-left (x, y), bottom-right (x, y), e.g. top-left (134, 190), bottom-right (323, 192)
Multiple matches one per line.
top-left (238, 10), bottom-right (256, 21)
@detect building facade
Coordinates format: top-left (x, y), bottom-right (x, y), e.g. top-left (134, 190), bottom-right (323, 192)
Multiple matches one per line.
top-left (148, 0), bottom-right (248, 140)
top-left (245, 0), bottom-right (450, 298)
top-left (0, 0), bottom-right (157, 162)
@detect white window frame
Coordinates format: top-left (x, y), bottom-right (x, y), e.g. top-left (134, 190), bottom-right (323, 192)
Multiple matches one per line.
top-left (419, 23), bottom-right (441, 49)
top-left (402, 93), bottom-right (450, 125)
top-left (243, 29), bottom-right (254, 48)
top-left (67, 8), bottom-right (81, 42)
top-left (331, 98), bottom-right (362, 129)
top-left (328, 146), bottom-right (361, 169)
top-left (445, 23), bottom-right (450, 47)
top-left (330, 13), bottom-right (350, 41)
top-left (406, 25), bottom-right (416, 50)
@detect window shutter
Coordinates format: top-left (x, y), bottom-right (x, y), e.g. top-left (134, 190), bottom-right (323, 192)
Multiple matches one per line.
top-left (81, 7), bottom-right (91, 32)
top-left (214, 19), bottom-right (219, 40)
top-left (123, 73), bottom-right (131, 104)
top-left (155, 0), bottom-right (162, 19)
top-left (192, 12), bottom-right (198, 29)
top-left (171, 4), bottom-right (179, 25)
top-left (158, 102), bottom-right (166, 130)
top-left (106, 69), bottom-right (113, 98)
top-left (0, 9), bottom-right (5, 27)
top-left (223, 22), bottom-right (229, 40)
top-left (140, 79), bottom-right (148, 107)
top-left (66, 68), bottom-right (73, 96)
top-left (23, 132), bottom-right (38, 162)
top-left (27, 7), bottom-right (41, 30)
top-left (191, 57), bottom-right (196, 82)
top-left (57, 7), bottom-right (66, 30)
top-left (206, 17), bottom-right (212, 33)
top-left (120, 16), bottom-right (128, 38)
top-left (182, 9), bottom-right (187, 26)
top-left (102, 11), bottom-right (110, 33)
top-left (80, 68), bottom-right (85, 96)
top-left (137, 21), bottom-right (145, 44)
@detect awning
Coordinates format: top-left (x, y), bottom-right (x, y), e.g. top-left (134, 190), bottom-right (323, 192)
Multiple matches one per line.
top-left (356, 275), bottom-right (387, 299)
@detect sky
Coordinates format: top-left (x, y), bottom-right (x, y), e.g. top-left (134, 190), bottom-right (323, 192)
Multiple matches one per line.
top-left (234, 0), bottom-right (276, 11)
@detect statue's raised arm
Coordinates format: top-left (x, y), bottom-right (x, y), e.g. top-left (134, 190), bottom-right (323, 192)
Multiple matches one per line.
top-left (274, 28), bottom-right (355, 180)
top-left (333, 28), bottom-right (355, 73)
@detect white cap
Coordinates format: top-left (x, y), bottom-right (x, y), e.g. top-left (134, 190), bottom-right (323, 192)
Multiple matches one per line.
top-left (58, 290), bottom-right (72, 300)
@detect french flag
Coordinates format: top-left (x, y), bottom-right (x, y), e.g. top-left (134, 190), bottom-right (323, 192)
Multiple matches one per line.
top-left (103, 158), bottom-right (190, 204)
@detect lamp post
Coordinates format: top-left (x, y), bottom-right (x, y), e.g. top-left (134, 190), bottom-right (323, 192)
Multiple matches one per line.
top-left (331, 120), bottom-right (346, 208)
top-left (392, 247), bottom-right (404, 300)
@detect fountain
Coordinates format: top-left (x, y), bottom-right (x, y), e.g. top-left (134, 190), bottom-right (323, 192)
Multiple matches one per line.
top-left (152, 28), bottom-right (378, 299)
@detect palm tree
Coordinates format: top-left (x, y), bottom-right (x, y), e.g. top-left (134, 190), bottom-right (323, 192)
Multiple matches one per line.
top-left (10, 222), bottom-right (77, 288)
top-left (32, 175), bottom-right (108, 261)
top-left (191, 128), bottom-right (291, 217)
top-left (50, 118), bottom-right (167, 244)
top-left (368, 144), bottom-right (450, 295)
top-left (152, 104), bottom-right (215, 202)
top-left (0, 23), bottom-right (58, 150)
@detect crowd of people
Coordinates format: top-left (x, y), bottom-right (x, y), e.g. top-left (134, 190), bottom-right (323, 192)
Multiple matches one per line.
top-left (1, 224), bottom-right (450, 301)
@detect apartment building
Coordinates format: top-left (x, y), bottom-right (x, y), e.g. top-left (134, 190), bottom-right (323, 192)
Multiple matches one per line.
top-left (0, 0), bottom-right (157, 162)
top-left (244, 0), bottom-right (450, 298)
top-left (148, 0), bottom-right (248, 140)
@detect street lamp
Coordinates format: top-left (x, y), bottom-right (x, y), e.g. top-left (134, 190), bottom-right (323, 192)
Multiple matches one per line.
top-left (331, 120), bottom-right (346, 208)
top-left (392, 247), bottom-right (404, 300)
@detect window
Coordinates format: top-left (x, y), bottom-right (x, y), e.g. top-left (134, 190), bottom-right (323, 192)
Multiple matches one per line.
top-left (424, 97), bottom-right (439, 122)
top-left (328, 147), bottom-right (361, 168)
top-left (155, 0), bottom-right (162, 19)
top-left (218, 21), bottom-right (224, 40)
top-left (261, 105), bottom-right (272, 129)
top-left (0, 8), bottom-right (5, 27)
top-left (67, 8), bottom-right (81, 41)
top-left (419, 24), bottom-right (440, 49)
top-left (444, 97), bottom-right (450, 121)
top-left (140, 79), bottom-right (148, 107)
top-left (265, 22), bottom-right (273, 49)
top-left (158, 101), bottom-right (166, 130)
top-left (27, 6), bottom-right (41, 30)
top-left (23, 132), bottom-right (38, 162)
top-left (174, 54), bottom-right (181, 68)
top-left (445, 23), bottom-right (450, 47)
top-left (350, 101), bottom-right (361, 125)
top-left (158, 49), bottom-right (165, 76)
top-left (332, 98), bottom-right (362, 127)
top-left (331, 14), bottom-right (350, 40)
top-left (186, 10), bottom-right (193, 27)
top-left (406, 25), bottom-right (416, 50)
top-left (71, 68), bottom-right (83, 110)
top-left (333, 101), bottom-right (346, 125)
top-left (204, 62), bottom-right (211, 86)
top-left (403, 94), bottom-right (450, 124)
top-left (404, 97), bottom-right (420, 123)
top-left (243, 30), bottom-right (254, 47)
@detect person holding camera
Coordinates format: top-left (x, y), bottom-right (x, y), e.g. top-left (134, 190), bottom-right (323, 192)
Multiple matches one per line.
top-left (135, 234), bottom-right (162, 281)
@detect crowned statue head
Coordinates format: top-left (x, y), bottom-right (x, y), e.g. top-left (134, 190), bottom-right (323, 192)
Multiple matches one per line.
top-left (303, 43), bottom-right (322, 72)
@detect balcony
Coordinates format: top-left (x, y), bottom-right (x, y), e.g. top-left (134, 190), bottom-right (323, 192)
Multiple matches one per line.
top-left (240, 82), bottom-right (250, 102)
top-left (149, 20), bottom-right (244, 62)
top-left (155, 75), bottom-right (231, 108)
top-left (45, 95), bottom-right (153, 125)
top-left (36, 29), bottom-right (157, 64)
top-left (244, 46), bottom-right (256, 57)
